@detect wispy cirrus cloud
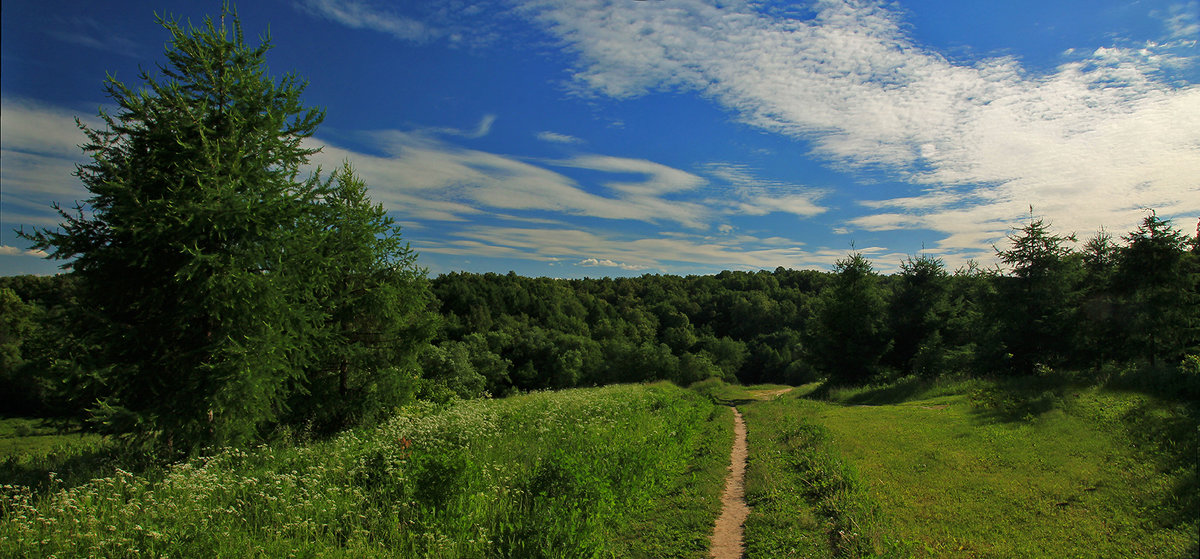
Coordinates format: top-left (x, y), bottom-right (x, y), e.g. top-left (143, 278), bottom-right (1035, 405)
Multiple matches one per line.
top-left (298, 0), bottom-right (436, 42)
top-left (1156, 2), bottom-right (1199, 39)
top-left (308, 130), bottom-right (715, 228)
top-left (536, 130), bottom-right (583, 144)
top-left (421, 224), bottom-right (900, 273)
top-left (47, 17), bottom-right (141, 57)
top-left (703, 163), bottom-right (828, 219)
top-left (0, 98), bottom-right (96, 229)
top-left (4, 95), bottom-right (844, 275)
top-left (522, 0), bottom-right (1200, 260)
top-left (433, 114), bottom-right (497, 139)
top-left (296, 0), bottom-right (509, 46)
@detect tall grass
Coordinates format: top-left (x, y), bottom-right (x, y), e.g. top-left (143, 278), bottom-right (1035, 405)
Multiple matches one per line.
top-left (1, 383), bottom-right (729, 558)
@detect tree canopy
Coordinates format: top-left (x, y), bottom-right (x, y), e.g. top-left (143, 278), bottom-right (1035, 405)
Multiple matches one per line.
top-left (22, 7), bottom-right (431, 452)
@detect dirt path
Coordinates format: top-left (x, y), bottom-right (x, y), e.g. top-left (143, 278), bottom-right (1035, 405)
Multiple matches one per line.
top-left (751, 387), bottom-right (794, 400)
top-left (710, 406), bottom-right (749, 559)
top-left (709, 388), bottom-right (793, 558)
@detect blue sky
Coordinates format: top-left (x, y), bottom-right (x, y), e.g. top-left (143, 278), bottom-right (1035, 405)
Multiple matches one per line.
top-left (3, 0), bottom-right (1198, 278)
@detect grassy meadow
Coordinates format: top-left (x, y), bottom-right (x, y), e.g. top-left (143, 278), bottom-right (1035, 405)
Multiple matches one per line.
top-left (1, 383), bottom-right (731, 558)
top-left (1, 376), bottom-right (1196, 558)
top-left (736, 377), bottom-right (1198, 558)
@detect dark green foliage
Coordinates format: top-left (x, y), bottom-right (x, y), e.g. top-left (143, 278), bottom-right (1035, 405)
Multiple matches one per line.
top-left (287, 163), bottom-right (434, 433)
top-left (428, 269), bottom-right (821, 392)
top-left (885, 254), bottom-right (953, 377)
top-left (1116, 211), bottom-right (1198, 366)
top-left (1077, 228), bottom-right (1123, 368)
top-left (423, 216), bottom-right (1198, 394)
top-left (0, 275), bottom-right (88, 417)
top-left (806, 253), bottom-right (892, 385)
top-left (19, 8), bottom-right (431, 451)
top-left (0, 288), bottom-right (40, 415)
top-left (20, 9), bottom-right (329, 450)
top-left (993, 213), bottom-right (1081, 374)
top-left (0, 288), bottom-right (36, 380)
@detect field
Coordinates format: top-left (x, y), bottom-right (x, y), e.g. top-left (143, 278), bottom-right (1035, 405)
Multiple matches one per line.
top-left (1, 383), bottom-right (731, 558)
top-left (737, 378), bottom-right (1198, 558)
top-left (1, 377), bottom-right (1196, 558)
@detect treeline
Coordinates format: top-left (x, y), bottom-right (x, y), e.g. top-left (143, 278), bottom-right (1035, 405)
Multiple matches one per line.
top-left (423, 212), bottom-right (1200, 396)
top-left (3, 211), bottom-right (1199, 441)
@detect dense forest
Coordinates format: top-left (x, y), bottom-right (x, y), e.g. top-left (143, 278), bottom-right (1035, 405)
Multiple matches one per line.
top-left (424, 211), bottom-right (1200, 396)
top-left (6, 210), bottom-right (1199, 428)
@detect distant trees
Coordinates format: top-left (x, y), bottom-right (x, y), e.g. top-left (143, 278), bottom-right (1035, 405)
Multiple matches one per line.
top-left (425, 212), bottom-right (1197, 396)
top-left (21, 9), bottom-right (431, 451)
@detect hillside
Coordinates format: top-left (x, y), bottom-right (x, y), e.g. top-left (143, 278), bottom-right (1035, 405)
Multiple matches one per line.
top-left (735, 378), bottom-right (1198, 558)
top-left (4, 377), bottom-right (1194, 558)
top-left (1, 383), bottom-right (730, 558)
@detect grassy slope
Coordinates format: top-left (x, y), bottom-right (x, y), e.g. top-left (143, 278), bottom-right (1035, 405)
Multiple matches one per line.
top-left (739, 379), bottom-right (1198, 558)
top-left (1, 383), bottom-right (730, 558)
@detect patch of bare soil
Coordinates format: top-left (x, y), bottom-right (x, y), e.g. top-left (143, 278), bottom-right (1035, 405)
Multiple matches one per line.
top-left (710, 407), bottom-right (749, 559)
top-left (752, 387), bottom-right (794, 400)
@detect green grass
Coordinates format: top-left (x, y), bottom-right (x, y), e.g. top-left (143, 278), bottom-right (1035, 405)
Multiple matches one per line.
top-left (1, 383), bottom-right (730, 558)
top-left (0, 417), bottom-right (137, 496)
top-left (741, 398), bottom-right (870, 558)
top-left (0, 418), bottom-right (106, 459)
top-left (5, 377), bottom-right (1193, 558)
top-left (737, 378), bottom-right (1198, 558)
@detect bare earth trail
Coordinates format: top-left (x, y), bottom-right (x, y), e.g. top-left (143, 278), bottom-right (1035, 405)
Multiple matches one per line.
top-left (709, 387), bottom-right (793, 559)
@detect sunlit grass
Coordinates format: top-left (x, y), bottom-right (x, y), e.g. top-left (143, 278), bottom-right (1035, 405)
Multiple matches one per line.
top-left (1, 383), bottom-right (729, 558)
top-left (739, 379), bottom-right (1198, 558)
top-left (0, 418), bottom-right (106, 459)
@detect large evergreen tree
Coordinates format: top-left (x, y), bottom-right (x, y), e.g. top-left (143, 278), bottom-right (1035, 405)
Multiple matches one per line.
top-left (806, 253), bottom-right (891, 385)
top-left (22, 8), bottom-right (414, 451)
top-left (1116, 212), bottom-right (1198, 366)
top-left (886, 254), bottom-right (952, 377)
top-left (994, 213), bottom-right (1080, 374)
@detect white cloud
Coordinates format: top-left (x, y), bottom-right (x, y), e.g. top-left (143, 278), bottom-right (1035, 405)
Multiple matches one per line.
top-left (0, 246), bottom-right (48, 257)
top-left (420, 224), bottom-right (890, 272)
top-left (577, 257), bottom-right (647, 270)
top-left (297, 0), bottom-right (510, 47)
top-left (434, 114), bottom-right (497, 139)
top-left (299, 0), bottom-right (436, 42)
top-left (703, 163), bottom-right (828, 218)
top-left (1, 97), bottom-right (97, 159)
top-left (0, 98), bottom-right (97, 233)
top-left (522, 0), bottom-right (1200, 262)
top-left (551, 155), bottom-right (706, 195)
top-left (1157, 2), bottom-right (1200, 39)
top-left (308, 130), bottom-right (714, 227)
top-left (536, 130), bottom-right (584, 144)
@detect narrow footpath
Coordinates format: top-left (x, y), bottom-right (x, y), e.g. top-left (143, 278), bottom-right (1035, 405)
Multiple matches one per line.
top-left (709, 406), bottom-right (749, 559)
